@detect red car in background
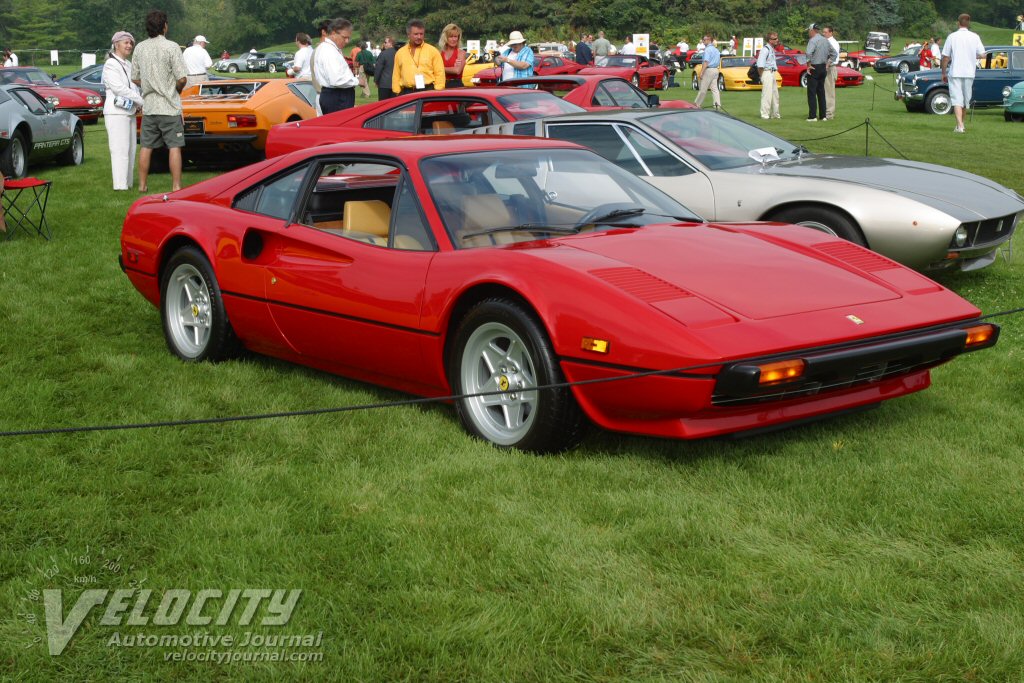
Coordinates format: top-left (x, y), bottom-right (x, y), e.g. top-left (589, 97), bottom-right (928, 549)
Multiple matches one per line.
top-left (500, 75), bottom-right (697, 110)
top-left (775, 53), bottom-right (865, 88)
top-left (266, 88), bottom-right (585, 157)
top-left (0, 66), bottom-right (103, 123)
top-left (579, 54), bottom-right (671, 90)
top-left (841, 49), bottom-right (886, 70)
top-left (471, 53), bottom-right (584, 86)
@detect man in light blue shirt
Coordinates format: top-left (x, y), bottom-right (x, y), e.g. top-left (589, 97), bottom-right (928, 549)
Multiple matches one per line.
top-left (694, 34), bottom-right (721, 109)
top-left (757, 32), bottom-right (781, 118)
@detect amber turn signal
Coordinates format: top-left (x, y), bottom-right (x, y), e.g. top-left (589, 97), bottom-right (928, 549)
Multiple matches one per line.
top-left (757, 359), bottom-right (806, 385)
top-left (963, 324), bottom-right (996, 349)
top-left (581, 337), bottom-right (609, 354)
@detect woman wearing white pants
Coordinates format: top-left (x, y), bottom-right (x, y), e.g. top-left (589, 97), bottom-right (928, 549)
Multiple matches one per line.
top-left (102, 31), bottom-right (144, 190)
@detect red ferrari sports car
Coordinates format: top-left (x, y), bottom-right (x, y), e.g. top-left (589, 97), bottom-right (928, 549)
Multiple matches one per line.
top-left (265, 88), bottom-right (584, 157)
top-left (471, 53), bottom-right (585, 86)
top-left (775, 54), bottom-right (865, 88)
top-left (120, 137), bottom-right (998, 452)
top-left (499, 75), bottom-right (697, 110)
top-left (0, 66), bottom-right (104, 123)
top-left (579, 55), bottom-right (671, 90)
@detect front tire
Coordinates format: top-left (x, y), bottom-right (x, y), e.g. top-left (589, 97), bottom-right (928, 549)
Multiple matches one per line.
top-left (450, 298), bottom-right (585, 453)
top-left (0, 130), bottom-right (28, 178)
top-left (160, 247), bottom-right (239, 362)
top-left (800, 71), bottom-right (809, 88)
top-left (898, 61), bottom-right (910, 74)
top-left (268, 63), bottom-right (277, 73)
top-left (56, 126), bottom-right (84, 166)
top-left (925, 89), bottom-right (951, 115)
top-left (227, 64), bottom-right (238, 73)
top-left (660, 73), bottom-right (670, 90)
top-left (771, 206), bottom-right (867, 247)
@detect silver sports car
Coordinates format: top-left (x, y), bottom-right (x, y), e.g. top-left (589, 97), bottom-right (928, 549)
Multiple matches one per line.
top-left (0, 83), bottom-right (83, 178)
top-left (471, 109), bottom-right (1022, 271)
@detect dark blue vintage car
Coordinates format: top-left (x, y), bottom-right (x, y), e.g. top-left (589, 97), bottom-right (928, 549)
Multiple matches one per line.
top-left (896, 46), bottom-right (1024, 115)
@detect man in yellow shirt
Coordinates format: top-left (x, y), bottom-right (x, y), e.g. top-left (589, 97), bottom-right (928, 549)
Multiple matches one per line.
top-left (392, 19), bottom-right (446, 94)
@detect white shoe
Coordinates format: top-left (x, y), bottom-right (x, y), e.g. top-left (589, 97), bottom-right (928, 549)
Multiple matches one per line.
top-left (954, 125), bottom-right (965, 133)
top-left (761, 115), bottom-right (770, 119)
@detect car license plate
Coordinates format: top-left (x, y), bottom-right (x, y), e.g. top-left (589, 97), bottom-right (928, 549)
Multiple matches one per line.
top-left (184, 118), bottom-right (205, 135)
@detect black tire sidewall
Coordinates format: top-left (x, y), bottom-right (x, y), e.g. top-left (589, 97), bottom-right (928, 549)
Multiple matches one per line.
top-left (2, 131), bottom-right (27, 178)
top-left (773, 207), bottom-right (866, 246)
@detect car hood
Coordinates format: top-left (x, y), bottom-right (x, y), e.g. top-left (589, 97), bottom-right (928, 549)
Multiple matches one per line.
top-left (743, 155), bottom-right (1024, 221)
top-left (560, 224), bottom-right (902, 320)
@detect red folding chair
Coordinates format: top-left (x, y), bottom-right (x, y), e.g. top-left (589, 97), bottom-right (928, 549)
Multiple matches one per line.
top-left (3, 177), bottom-right (52, 240)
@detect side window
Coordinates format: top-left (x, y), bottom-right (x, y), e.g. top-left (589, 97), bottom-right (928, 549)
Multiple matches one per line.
top-left (512, 122), bottom-right (536, 135)
top-left (288, 81), bottom-right (316, 108)
top-left (620, 127), bottom-right (695, 177)
top-left (366, 103), bottom-right (418, 132)
top-left (84, 70), bottom-right (103, 83)
top-left (592, 85), bottom-right (616, 107)
top-left (391, 179), bottom-right (435, 251)
top-left (298, 160), bottom-right (410, 248)
top-left (233, 166), bottom-right (308, 219)
top-left (546, 123), bottom-right (644, 175)
top-left (985, 51), bottom-right (1008, 69)
top-left (13, 89), bottom-right (47, 115)
top-left (600, 80), bottom-right (649, 108)
top-left (1012, 51), bottom-right (1024, 70)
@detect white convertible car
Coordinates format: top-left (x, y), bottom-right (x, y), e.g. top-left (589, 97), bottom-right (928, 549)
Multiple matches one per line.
top-left (470, 109), bottom-right (1022, 271)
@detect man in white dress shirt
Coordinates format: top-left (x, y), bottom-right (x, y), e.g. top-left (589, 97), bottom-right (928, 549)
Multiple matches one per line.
top-left (822, 25), bottom-right (841, 120)
top-left (182, 35), bottom-right (213, 87)
top-left (314, 18), bottom-right (360, 114)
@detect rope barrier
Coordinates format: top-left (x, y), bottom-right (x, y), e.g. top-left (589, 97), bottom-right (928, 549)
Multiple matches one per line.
top-left (788, 117), bottom-right (909, 158)
top-left (1, 307), bottom-right (1020, 439)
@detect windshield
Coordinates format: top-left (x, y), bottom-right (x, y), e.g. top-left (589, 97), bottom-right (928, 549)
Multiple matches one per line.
top-left (0, 69), bottom-right (55, 85)
top-left (603, 56), bottom-right (639, 68)
top-left (422, 148), bottom-right (700, 249)
top-left (496, 91), bottom-right (584, 119)
top-left (640, 110), bottom-right (804, 170)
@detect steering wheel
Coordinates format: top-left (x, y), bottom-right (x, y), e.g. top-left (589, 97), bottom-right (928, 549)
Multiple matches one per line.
top-left (573, 202), bottom-right (646, 229)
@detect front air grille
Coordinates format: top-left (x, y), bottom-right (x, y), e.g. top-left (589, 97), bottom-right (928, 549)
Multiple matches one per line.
top-left (960, 213), bottom-right (1019, 247)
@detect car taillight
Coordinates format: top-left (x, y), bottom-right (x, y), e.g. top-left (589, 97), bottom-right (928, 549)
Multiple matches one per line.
top-left (227, 114), bottom-right (257, 128)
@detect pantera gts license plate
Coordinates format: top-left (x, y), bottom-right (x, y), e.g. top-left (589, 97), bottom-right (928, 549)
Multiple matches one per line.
top-left (183, 118), bottom-right (205, 135)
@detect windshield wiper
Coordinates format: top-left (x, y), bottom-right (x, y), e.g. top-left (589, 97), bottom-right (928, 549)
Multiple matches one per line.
top-left (581, 207), bottom-right (647, 225)
top-left (460, 224), bottom-right (581, 240)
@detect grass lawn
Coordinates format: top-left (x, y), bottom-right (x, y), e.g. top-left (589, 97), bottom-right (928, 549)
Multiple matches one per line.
top-left (1, 39), bottom-right (1023, 680)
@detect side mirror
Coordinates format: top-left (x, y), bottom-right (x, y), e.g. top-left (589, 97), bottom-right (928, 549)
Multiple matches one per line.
top-left (647, 94), bottom-right (660, 107)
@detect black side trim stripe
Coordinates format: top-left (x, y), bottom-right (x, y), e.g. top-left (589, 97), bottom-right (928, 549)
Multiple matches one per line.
top-left (223, 290), bottom-right (441, 337)
top-left (560, 354), bottom-right (716, 379)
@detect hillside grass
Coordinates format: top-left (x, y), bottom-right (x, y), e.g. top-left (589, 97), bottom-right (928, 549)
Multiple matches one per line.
top-left (1, 47), bottom-right (1023, 681)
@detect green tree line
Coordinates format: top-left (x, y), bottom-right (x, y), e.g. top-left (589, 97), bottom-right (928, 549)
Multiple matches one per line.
top-left (0, 0), bottom-right (1020, 55)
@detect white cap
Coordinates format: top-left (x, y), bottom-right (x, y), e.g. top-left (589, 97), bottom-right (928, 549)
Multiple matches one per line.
top-left (194, 35), bottom-right (208, 44)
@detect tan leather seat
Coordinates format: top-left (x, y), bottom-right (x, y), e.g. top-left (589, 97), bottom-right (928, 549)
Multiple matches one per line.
top-left (459, 195), bottom-right (515, 245)
top-left (431, 120), bottom-right (455, 134)
top-left (343, 200), bottom-right (391, 245)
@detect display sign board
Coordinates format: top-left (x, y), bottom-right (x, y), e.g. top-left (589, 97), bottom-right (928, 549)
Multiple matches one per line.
top-left (466, 40), bottom-right (481, 59)
top-left (633, 34), bottom-right (649, 57)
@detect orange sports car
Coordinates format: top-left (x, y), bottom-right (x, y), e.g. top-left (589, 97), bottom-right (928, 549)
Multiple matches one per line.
top-left (178, 78), bottom-right (317, 164)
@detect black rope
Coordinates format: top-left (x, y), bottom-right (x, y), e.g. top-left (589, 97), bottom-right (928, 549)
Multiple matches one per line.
top-left (1, 307), bottom-right (1020, 439)
top-left (864, 118), bottom-right (908, 159)
top-left (788, 120), bottom-right (867, 142)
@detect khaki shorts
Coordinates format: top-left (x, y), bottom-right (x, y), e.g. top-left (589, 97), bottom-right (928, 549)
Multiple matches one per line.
top-left (141, 114), bottom-right (185, 149)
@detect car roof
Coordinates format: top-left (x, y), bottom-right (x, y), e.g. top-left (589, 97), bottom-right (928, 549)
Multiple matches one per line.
top-left (291, 135), bottom-right (585, 160)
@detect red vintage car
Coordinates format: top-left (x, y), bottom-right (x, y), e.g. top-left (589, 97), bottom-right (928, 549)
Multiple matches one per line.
top-left (579, 55), bottom-right (671, 90)
top-left (265, 88), bottom-right (584, 157)
top-left (0, 66), bottom-right (104, 123)
top-left (841, 49), bottom-right (886, 70)
top-left (775, 53), bottom-right (865, 87)
top-left (500, 75), bottom-right (697, 110)
top-left (120, 136), bottom-right (998, 452)
top-left (471, 53), bottom-right (584, 86)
